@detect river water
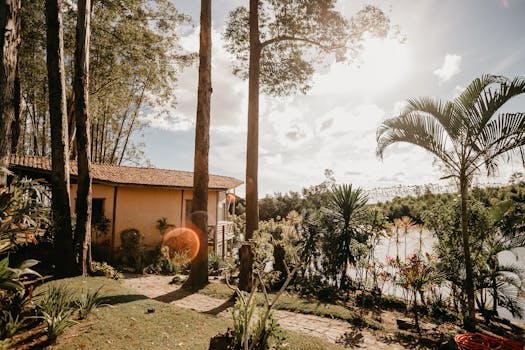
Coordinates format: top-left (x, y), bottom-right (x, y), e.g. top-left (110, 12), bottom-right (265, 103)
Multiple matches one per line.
top-left (370, 228), bottom-right (525, 325)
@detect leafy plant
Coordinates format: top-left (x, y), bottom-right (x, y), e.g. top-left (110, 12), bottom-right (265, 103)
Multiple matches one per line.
top-left (225, 259), bottom-right (300, 350)
top-left (91, 261), bottom-right (123, 280)
top-left (0, 310), bottom-right (24, 339)
top-left (208, 252), bottom-right (228, 276)
top-left (37, 284), bottom-right (73, 317)
top-left (37, 284), bottom-right (76, 341)
top-left (75, 287), bottom-right (104, 320)
top-left (143, 246), bottom-right (190, 275)
top-left (119, 228), bottom-right (144, 272)
top-left (41, 308), bottom-right (76, 341)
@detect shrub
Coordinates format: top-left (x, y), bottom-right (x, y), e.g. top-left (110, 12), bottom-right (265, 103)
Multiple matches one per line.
top-left (119, 228), bottom-right (144, 272)
top-left (208, 252), bottom-right (227, 276)
top-left (143, 246), bottom-right (190, 275)
top-left (91, 261), bottom-right (123, 280)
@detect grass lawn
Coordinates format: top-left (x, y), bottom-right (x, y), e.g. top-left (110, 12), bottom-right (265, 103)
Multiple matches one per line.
top-left (37, 277), bottom-right (345, 350)
top-left (199, 282), bottom-right (383, 330)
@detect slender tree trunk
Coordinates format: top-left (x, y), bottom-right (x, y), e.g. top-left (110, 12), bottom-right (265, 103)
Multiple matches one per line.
top-left (73, 0), bottom-right (92, 276)
top-left (460, 175), bottom-right (476, 330)
top-left (239, 0), bottom-right (261, 292)
top-left (0, 0), bottom-right (21, 184)
top-left (184, 0), bottom-right (211, 288)
top-left (10, 60), bottom-right (21, 154)
top-left (45, 0), bottom-right (75, 277)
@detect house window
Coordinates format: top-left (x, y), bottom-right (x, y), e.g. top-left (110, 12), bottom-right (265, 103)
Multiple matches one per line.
top-left (218, 192), bottom-right (226, 222)
top-left (92, 198), bottom-right (105, 224)
top-left (185, 199), bottom-right (192, 222)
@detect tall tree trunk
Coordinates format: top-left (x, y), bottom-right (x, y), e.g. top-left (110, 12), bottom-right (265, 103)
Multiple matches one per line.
top-left (10, 60), bottom-right (21, 154)
top-left (73, 0), bottom-right (92, 276)
top-left (460, 175), bottom-right (476, 330)
top-left (0, 0), bottom-right (21, 184)
top-left (239, 0), bottom-right (261, 292)
top-left (184, 0), bottom-right (211, 288)
top-left (45, 0), bottom-right (75, 277)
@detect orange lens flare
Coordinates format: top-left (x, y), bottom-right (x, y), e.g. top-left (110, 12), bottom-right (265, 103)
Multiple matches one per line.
top-left (161, 227), bottom-right (200, 261)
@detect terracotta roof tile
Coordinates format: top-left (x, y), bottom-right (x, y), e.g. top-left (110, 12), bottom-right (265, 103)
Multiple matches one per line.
top-left (9, 155), bottom-right (242, 190)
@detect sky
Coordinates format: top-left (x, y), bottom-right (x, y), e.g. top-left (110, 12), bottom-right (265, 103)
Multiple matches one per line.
top-left (137, 0), bottom-right (525, 197)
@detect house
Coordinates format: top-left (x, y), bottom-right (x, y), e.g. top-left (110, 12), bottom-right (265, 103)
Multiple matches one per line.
top-left (9, 155), bottom-right (242, 261)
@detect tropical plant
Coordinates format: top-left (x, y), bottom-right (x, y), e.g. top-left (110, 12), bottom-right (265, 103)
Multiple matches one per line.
top-left (208, 252), bottom-right (228, 277)
top-left (41, 308), bottom-right (76, 341)
top-left (475, 232), bottom-right (525, 319)
top-left (37, 284), bottom-right (76, 341)
top-left (0, 310), bottom-right (24, 339)
top-left (324, 184), bottom-right (369, 289)
top-left (75, 287), bottom-right (104, 320)
top-left (394, 216), bottom-right (416, 262)
top-left (388, 253), bottom-right (439, 335)
top-left (377, 74), bottom-right (525, 328)
top-left (91, 261), bottom-right (123, 280)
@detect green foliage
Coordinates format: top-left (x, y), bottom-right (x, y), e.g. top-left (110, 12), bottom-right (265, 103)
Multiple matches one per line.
top-left (0, 177), bottom-right (50, 246)
top-left (155, 218), bottom-right (175, 236)
top-left (208, 252), bottom-right (228, 276)
top-left (19, 0), bottom-right (195, 163)
top-left (323, 184), bottom-right (369, 288)
top-left (0, 310), bottom-right (24, 338)
top-left (0, 257), bottom-right (41, 292)
top-left (41, 309), bottom-right (76, 341)
top-left (119, 229), bottom-right (144, 272)
top-left (224, 1), bottom-right (393, 96)
top-left (75, 287), bottom-right (104, 320)
top-left (143, 246), bottom-right (190, 275)
top-left (37, 284), bottom-right (76, 341)
top-left (91, 261), bottom-right (123, 280)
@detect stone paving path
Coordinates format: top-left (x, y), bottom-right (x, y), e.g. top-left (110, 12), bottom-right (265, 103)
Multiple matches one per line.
top-left (121, 275), bottom-right (406, 349)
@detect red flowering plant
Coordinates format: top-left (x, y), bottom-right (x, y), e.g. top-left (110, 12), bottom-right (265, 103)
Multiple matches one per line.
top-left (387, 253), bottom-right (439, 335)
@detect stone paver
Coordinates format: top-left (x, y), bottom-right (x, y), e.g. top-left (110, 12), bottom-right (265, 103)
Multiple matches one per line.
top-left (121, 275), bottom-right (405, 349)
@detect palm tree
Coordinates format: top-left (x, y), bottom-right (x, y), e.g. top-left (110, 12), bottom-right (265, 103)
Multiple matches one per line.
top-left (377, 74), bottom-right (525, 329)
top-left (326, 184), bottom-right (368, 289)
top-left (399, 216), bottom-right (416, 262)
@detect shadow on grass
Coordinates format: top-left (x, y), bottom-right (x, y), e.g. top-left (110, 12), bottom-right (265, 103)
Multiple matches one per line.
top-left (101, 294), bottom-right (149, 305)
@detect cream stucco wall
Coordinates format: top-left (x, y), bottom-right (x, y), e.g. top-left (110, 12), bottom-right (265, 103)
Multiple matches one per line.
top-left (70, 183), bottom-right (224, 252)
top-left (114, 186), bottom-right (183, 249)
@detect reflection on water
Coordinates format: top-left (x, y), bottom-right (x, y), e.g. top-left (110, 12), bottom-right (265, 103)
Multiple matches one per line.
top-left (370, 229), bottom-right (525, 324)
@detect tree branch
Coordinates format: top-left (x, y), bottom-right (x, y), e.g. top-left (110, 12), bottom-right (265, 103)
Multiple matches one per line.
top-left (260, 35), bottom-right (345, 51)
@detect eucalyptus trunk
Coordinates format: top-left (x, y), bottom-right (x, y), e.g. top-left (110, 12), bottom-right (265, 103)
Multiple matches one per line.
top-left (0, 0), bottom-right (21, 184)
top-left (10, 61), bottom-right (21, 154)
top-left (45, 0), bottom-right (75, 277)
top-left (184, 0), bottom-right (211, 288)
top-left (239, 0), bottom-right (261, 292)
top-left (460, 174), bottom-right (476, 330)
top-left (73, 0), bottom-right (92, 276)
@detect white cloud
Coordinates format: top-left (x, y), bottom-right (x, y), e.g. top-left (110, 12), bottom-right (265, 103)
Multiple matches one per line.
top-left (145, 27), bottom-right (247, 133)
top-left (433, 54), bottom-right (462, 83)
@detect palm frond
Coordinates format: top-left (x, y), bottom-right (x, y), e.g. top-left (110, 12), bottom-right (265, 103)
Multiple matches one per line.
top-left (327, 184), bottom-right (368, 223)
top-left (468, 112), bottom-right (525, 176)
top-left (377, 112), bottom-right (458, 172)
top-left (404, 97), bottom-right (463, 140)
top-left (454, 74), bottom-right (505, 126)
